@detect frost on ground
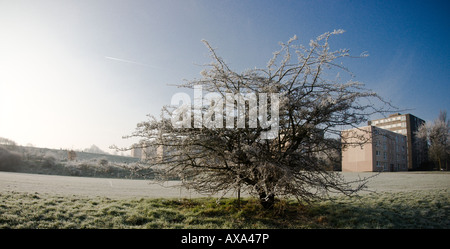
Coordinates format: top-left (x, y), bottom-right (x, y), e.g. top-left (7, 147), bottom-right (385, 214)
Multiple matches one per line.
top-left (0, 171), bottom-right (449, 199)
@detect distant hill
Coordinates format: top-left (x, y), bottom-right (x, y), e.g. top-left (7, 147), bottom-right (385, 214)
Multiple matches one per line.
top-left (0, 145), bottom-right (145, 179)
top-left (14, 145), bottom-right (139, 164)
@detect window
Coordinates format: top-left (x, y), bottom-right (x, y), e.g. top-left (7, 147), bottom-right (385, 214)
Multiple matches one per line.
top-left (376, 161), bottom-right (383, 170)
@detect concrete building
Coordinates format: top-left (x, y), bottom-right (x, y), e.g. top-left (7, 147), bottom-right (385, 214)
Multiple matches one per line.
top-left (368, 113), bottom-right (427, 170)
top-left (342, 126), bottom-right (407, 172)
top-left (130, 142), bottom-right (169, 162)
top-left (130, 146), bottom-right (142, 159)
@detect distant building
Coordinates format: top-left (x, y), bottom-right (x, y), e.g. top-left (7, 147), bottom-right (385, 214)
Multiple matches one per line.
top-left (368, 113), bottom-right (428, 170)
top-left (342, 126), bottom-right (407, 172)
top-left (67, 150), bottom-right (77, 161)
top-left (130, 146), bottom-right (142, 159)
top-left (130, 142), bottom-right (166, 162)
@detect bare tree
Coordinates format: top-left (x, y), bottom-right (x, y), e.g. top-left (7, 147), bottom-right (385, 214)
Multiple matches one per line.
top-left (0, 147), bottom-right (21, 172)
top-left (122, 30), bottom-right (392, 209)
top-left (0, 137), bottom-right (17, 148)
top-left (416, 110), bottom-right (450, 170)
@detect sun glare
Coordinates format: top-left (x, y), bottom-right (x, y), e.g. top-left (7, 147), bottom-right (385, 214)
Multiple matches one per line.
top-left (0, 20), bottom-right (79, 148)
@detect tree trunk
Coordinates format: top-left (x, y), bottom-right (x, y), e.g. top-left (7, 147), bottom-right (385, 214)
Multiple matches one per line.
top-left (237, 185), bottom-right (241, 209)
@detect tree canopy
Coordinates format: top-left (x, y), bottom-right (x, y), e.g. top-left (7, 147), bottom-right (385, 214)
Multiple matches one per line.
top-left (123, 30), bottom-right (392, 209)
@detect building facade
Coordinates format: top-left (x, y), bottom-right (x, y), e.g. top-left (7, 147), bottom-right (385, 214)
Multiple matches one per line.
top-left (130, 146), bottom-right (142, 159)
top-left (368, 113), bottom-right (427, 170)
top-left (342, 126), bottom-right (407, 172)
top-left (130, 142), bottom-right (170, 162)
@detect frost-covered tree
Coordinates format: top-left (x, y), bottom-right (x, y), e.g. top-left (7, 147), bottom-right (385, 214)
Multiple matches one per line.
top-left (416, 110), bottom-right (450, 170)
top-left (122, 30), bottom-right (392, 209)
top-left (0, 137), bottom-right (17, 148)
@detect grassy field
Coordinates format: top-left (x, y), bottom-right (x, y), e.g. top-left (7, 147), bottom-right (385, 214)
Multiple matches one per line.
top-left (1, 171), bottom-right (449, 229)
top-left (1, 189), bottom-right (448, 229)
top-left (1, 171), bottom-right (449, 199)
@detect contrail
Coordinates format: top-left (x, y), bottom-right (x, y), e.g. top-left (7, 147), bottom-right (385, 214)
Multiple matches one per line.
top-left (105, 56), bottom-right (164, 69)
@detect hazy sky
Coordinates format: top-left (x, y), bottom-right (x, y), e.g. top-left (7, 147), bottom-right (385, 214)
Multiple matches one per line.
top-left (0, 0), bottom-right (449, 153)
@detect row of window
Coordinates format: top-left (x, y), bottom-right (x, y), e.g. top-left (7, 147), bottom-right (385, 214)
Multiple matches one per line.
top-left (377, 122), bottom-right (407, 130)
top-left (375, 161), bottom-right (407, 171)
top-left (375, 140), bottom-right (406, 150)
top-left (375, 150), bottom-right (406, 160)
top-left (372, 115), bottom-right (406, 125)
top-left (373, 129), bottom-right (408, 139)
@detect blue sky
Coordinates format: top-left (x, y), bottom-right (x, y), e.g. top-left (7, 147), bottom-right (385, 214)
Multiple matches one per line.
top-left (0, 0), bottom-right (449, 153)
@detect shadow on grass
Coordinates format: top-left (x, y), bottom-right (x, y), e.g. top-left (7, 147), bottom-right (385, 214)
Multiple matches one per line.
top-left (309, 191), bottom-right (449, 229)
